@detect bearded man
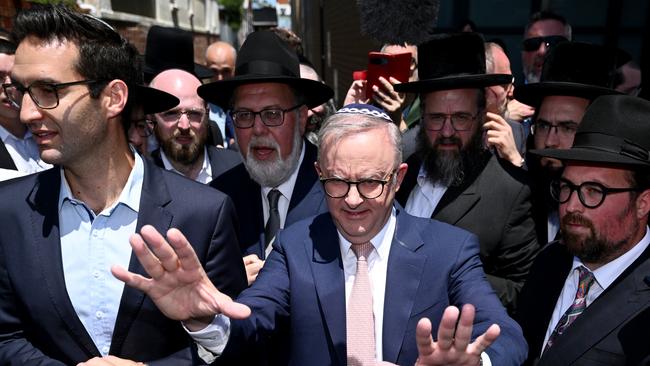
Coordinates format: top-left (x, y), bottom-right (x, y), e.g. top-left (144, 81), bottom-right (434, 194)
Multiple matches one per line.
top-left (149, 69), bottom-right (241, 183)
top-left (207, 31), bottom-right (333, 285)
top-left (395, 33), bottom-right (539, 314)
top-left (516, 94), bottom-right (650, 366)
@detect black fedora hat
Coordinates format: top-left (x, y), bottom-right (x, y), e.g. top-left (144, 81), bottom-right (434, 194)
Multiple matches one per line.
top-left (143, 25), bottom-right (213, 81)
top-left (515, 42), bottom-right (621, 106)
top-left (394, 32), bottom-right (512, 93)
top-left (197, 31), bottom-right (333, 109)
top-left (531, 95), bottom-right (650, 167)
top-left (130, 84), bottom-right (179, 114)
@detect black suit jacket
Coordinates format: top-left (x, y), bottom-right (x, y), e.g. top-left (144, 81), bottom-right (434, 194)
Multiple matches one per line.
top-left (397, 153), bottom-right (539, 313)
top-left (0, 140), bottom-right (17, 170)
top-left (210, 141), bottom-right (328, 258)
top-left (0, 160), bottom-right (247, 365)
top-left (151, 145), bottom-right (242, 182)
top-left (516, 241), bottom-right (650, 366)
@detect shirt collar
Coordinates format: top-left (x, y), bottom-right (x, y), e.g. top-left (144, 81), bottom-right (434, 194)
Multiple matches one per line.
top-left (261, 141), bottom-right (305, 200)
top-left (571, 226), bottom-right (650, 290)
top-left (0, 123), bottom-right (32, 142)
top-left (338, 207), bottom-right (396, 261)
top-left (58, 150), bottom-right (144, 215)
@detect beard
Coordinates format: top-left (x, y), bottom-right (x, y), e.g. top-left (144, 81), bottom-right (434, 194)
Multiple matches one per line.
top-left (158, 128), bottom-right (207, 166)
top-left (416, 126), bottom-right (485, 187)
top-left (242, 121), bottom-right (303, 187)
top-left (561, 206), bottom-right (638, 264)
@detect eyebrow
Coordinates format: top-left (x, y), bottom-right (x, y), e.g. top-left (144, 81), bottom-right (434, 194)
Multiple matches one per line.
top-left (535, 118), bottom-right (579, 125)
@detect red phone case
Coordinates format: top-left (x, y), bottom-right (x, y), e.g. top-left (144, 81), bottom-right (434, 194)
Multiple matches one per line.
top-left (365, 51), bottom-right (411, 99)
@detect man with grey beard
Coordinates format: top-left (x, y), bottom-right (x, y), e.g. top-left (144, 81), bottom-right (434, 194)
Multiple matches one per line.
top-left (149, 69), bottom-right (241, 183)
top-left (207, 31), bottom-right (333, 286)
top-left (395, 33), bottom-right (539, 314)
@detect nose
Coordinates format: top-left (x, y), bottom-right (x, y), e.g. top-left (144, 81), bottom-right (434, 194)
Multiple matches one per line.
top-left (344, 184), bottom-right (364, 208)
top-left (544, 127), bottom-right (560, 148)
top-left (19, 93), bottom-right (42, 126)
top-left (251, 113), bottom-right (269, 135)
top-left (561, 187), bottom-right (584, 214)
top-left (440, 118), bottom-right (456, 137)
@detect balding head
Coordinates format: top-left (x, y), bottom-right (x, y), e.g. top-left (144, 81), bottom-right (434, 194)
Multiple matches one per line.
top-left (205, 41), bottom-right (236, 81)
top-left (150, 69), bottom-right (208, 171)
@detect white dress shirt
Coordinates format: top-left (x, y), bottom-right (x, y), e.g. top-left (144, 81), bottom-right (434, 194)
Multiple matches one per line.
top-left (160, 146), bottom-right (213, 184)
top-left (59, 152), bottom-right (144, 355)
top-left (0, 124), bottom-right (52, 173)
top-left (404, 164), bottom-right (448, 218)
top-left (541, 227), bottom-right (650, 354)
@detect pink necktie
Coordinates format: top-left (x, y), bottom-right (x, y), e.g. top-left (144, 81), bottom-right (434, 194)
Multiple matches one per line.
top-left (347, 242), bottom-right (376, 366)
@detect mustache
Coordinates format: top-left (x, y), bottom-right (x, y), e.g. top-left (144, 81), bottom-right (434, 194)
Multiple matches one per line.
top-left (433, 136), bottom-right (462, 148)
top-left (561, 212), bottom-right (593, 227)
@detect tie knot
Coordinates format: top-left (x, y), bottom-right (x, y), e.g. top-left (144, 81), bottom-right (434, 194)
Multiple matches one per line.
top-left (267, 189), bottom-right (281, 209)
top-left (351, 242), bottom-right (373, 260)
top-left (577, 266), bottom-right (596, 288)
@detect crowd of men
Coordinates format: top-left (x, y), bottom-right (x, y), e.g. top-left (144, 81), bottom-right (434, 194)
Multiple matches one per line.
top-left (0, 4), bottom-right (647, 366)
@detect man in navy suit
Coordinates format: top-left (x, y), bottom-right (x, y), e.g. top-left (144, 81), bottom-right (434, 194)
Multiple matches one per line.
top-left (205, 31), bottom-right (334, 285)
top-left (0, 5), bottom-right (246, 365)
top-left (114, 104), bottom-right (527, 365)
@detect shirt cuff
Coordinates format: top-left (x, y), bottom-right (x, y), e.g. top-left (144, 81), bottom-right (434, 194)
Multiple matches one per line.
top-left (481, 351), bottom-right (491, 366)
top-left (183, 314), bottom-right (231, 363)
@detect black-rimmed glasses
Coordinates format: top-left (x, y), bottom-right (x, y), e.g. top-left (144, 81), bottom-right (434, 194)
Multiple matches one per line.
top-left (422, 112), bottom-right (479, 131)
top-left (230, 104), bottom-right (302, 128)
top-left (550, 178), bottom-right (641, 209)
top-left (320, 171), bottom-right (396, 199)
top-left (522, 35), bottom-right (568, 52)
top-left (2, 79), bottom-right (101, 109)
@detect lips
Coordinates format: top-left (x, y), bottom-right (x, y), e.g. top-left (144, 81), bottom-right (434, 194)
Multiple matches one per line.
top-left (174, 135), bottom-right (194, 145)
top-left (343, 209), bottom-right (369, 220)
top-left (32, 130), bottom-right (57, 145)
top-left (251, 146), bottom-right (277, 160)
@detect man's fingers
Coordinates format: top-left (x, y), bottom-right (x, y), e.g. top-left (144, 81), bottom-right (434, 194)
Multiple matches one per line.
top-left (166, 228), bottom-right (204, 273)
top-left (128, 232), bottom-right (164, 279)
top-left (137, 225), bottom-right (180, 273)
top-left (111, 265), bottom-right (151, 292)
top-left (415, 317), bottom-right (435, 359)
top-left (436, 306), bottom-right (459, 350)
top-left (243, 254), bottom-right (260, 265)
top-left (453, 304), bottom-right (475, 351)
top-left (218, 298), bottom-right (252, 320)
top-left (468, 323), bottom-right (501, 355)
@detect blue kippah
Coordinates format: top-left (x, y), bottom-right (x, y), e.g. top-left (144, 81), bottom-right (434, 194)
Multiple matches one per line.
top-left (336, 103), bottom-right (393, 122)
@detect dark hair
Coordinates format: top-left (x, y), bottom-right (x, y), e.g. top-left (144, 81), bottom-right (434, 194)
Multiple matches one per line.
top-left (12, 4), bottom-right (140, 132)
top-left (524, 11), bottom-right (572, 40)
top-left (0, 27), bottom-right (15, 54)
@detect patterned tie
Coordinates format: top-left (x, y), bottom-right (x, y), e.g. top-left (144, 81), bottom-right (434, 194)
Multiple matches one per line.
top-left (347, 242), bottom-right (376, 366)
top-left (264, 189), bottom-right (281, 247)
top-left (543, 266), bottom-right (596, 353)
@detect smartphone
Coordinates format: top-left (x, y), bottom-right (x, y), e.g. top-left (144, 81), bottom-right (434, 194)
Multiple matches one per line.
top-left (365, 51), bottom-right (411, 99)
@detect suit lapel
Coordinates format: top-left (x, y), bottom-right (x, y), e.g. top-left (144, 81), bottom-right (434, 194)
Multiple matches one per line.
top-left (308, 214), bottom-right (346, 365)
top-left (382, 212), bottom-right (426, 363)
top-left (28, 168), bottom-right (100, 356)
top-left (110, 161), bottom-right (174, 354)
top-left (0, 140), bottom-right (17, 170)
top-left (287, 141), bottom-right (319, 214)
top-left (542, 245), bottom-right (650, 364)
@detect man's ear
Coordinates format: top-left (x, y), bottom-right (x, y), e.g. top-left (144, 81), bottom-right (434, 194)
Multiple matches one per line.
top-left (636, 188), bottom-right (650, 219)
top-left (298, 105), bottom-right (309, 136)
top-left (104, 79), bottom-right (128, 119)
top-left (394, 162), bottom-right (408, 192)
top-left (314, 161), bottom-right (322, 177)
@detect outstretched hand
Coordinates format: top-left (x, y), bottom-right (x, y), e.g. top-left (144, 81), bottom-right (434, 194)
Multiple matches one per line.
top-left (111, 225), bottom-right (251, 331)
top-left (414, 305), bottom-right (500, 366)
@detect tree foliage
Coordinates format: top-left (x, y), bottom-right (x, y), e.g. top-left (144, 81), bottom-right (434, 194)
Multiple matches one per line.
top-left (219, 0), bottom-right (244, 30)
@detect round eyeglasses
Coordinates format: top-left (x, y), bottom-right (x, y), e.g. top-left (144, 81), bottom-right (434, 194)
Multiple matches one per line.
top-left (2, 79), bottom-right (102, 109)
top-left (550, 179), bottom-right (641, 209)
top-left (320, 171), bottom-right (396, 199)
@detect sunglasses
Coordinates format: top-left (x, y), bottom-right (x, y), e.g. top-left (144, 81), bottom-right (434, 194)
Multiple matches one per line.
top-left (522, 35), bottom-right (568, 52)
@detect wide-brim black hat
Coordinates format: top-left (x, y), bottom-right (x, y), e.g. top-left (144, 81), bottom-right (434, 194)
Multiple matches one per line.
top-left (131, 85), bottom-right (179, 114)
top-left (143, 25), bottom-right (213, 81)
top-left (394, 32), bottom-right (512, 93)
top-left (197, 31), bottom-right (333, 109)
top-left (531, 95), bottom-right (650, 167)
top-left (515, 42), bottom-right (621, 106)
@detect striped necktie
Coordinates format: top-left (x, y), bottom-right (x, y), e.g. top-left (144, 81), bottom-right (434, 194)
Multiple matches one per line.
top-left (347, 242), bottom-right (375, 366)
